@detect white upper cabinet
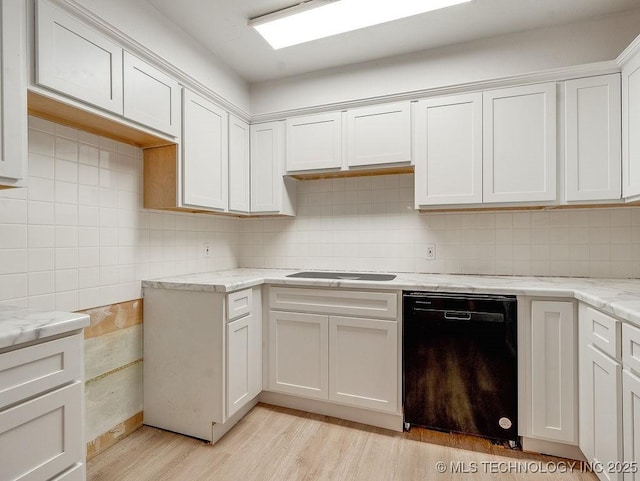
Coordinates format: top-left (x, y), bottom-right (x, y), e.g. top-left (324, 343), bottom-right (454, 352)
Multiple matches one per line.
top-left (565, 74), bottom-right (621, 202)
top-left (182, 89), bottom-right (228, 211)
top-left (0, 0), bottom-right (27, 187)
top-left (286, 112), bottom-right (342, 172)
top-left (229, 115), bottom-right (250, 214)
top-left (414, 93), bottom-right (482, 206)
top-left (36, 0), bottom-right (123, 114)
top-left (346, 102), bottom-right (411, 168)
top-left (123, 52), bottom-right (181, 137)
top-left (483, 83), bottom-right (557, 203)
top-left (250, 121), bottom-right (296, 215)
top-left (622, 45), bottom-right (640, 200)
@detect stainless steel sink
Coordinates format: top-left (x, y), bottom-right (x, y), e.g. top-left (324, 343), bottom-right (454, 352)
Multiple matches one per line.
top-left (286, 271), bottom-right (396, 281)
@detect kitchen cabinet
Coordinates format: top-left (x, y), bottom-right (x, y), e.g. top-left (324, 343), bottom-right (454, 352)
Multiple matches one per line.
top-left (346, 102), bottom-right (411, 168)
top-left (0, 333), bottom-right (86, 481)
top-left (0, 0), bottom-right (27, 188)
top-left (579, 304), bottom-right (624, 481)
top-left (228, 115), bottom-right (251, 214)
top-left (286, 112), bottom-right (342, 172)
top-left (483, 83), bottom-right (557, 203)
top-left (123, 52), bottom-right (181, 137)
top-left (143, 286), bottom-right (262, 443)
top-left (267, 287), bottom-right (400, 414)
top-left (528, 300), bottom-right (577, 444)
top-left (414, 93), bottom-right (482, 206)
top-left (623, 323), bottom-right (640, 481)
top-left (565, 74), bottom-right (621, 202)
top-left (36, 0), bottom-right (123, 114)
top-left (622, 44), bottom-right (640, 200)
top-left (250, 121), bottom-right (296, 215)
top-left (182, 89), bottom-right (228, 211)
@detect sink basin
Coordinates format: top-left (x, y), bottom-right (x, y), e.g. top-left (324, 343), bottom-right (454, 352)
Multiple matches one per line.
top-left (286, 271), bottom-right (396, 281)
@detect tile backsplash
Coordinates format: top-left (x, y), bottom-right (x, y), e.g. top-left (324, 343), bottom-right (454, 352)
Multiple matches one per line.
top-left (0, 117), bottom-right (240, 311)
top-left (239, 175), bottom-right (640, 279)
top-left (1, 118), bottom-right (638, 312)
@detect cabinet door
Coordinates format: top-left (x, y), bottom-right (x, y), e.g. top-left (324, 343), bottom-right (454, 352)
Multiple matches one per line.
top-left (0, 0), bottom-right (27, 186)
top-left (286, 112), bottom-right (342, 172)
top-left (414, 93), bottom-right (482, 206)
top-left (529, 301), bottom-right (577, 443)
top-left (227, 315), bottom-right (252, 418)
top-left (229, 115), bottom-right (251, 213)
top-left (582, 345), bottom-right (624, 481)
top-left (0, 382), bottom-right (82, 481)
top-left (565, 74), bottom-right (621, 201)
top-left (123, 52), bottom-right (181, 137)
top-left (328, 316), bottom-right (398, 412)
top-left (483, 83), bottom-right (556, 203)
top-left (268, 311), bottom-right (328, 400)
top-left (346, 102), bottom-right (410, 168)
top-left (36, 0), bottom-right (123, 114)
top-left (182, 89), bottom-right (228, 211)
top-left (623, 369), bottom-right (640, 481)
top-left (622, 49), bottom-right (640, 199)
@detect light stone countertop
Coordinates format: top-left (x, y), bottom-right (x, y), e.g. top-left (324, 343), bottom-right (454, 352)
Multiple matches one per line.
top-left (142, 268), bottom-right (640, 328)
top-left (0, 306), bottom-right (90, 351)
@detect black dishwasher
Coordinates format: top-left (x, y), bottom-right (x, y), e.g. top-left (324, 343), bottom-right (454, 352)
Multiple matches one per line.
top-left (403, 291), bottom-right (518, 442)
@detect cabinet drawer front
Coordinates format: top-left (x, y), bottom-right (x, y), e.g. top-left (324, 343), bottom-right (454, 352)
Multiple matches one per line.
top-left (227, 288), bottom-right (253, 322)
top-left (269, 287), bottom-right (398, 320)
top-left (0, 334), bottom-right (82, 410)
top-left (623, 323), bottom-right (640, 376)
top-left (580, 304), bottom-right (621, 359)
top-left (0, 382), bottom-right (83, 481)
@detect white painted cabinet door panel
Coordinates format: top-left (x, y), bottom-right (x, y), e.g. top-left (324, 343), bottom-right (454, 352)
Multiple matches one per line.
top-left (328, 316), bottom-right (398, 412)
top-left (483, 83), bottom-right (557, 203)
top-left (286, 112), bottom-right (342, 172)
top-left (36, 0), bottom-right (123, 114)
top-left (565, 74), bottom-right (621, 202)
top-left (229, 115), bottom-right (250, 213)
top-left (529, 301), bottom-right (577, 444)
top-left (123, 52), bottom-right (181, 137)
top-left (0, 382), bottom-right (83, 481)
top-left (346, 102), bottom-right (411, 168)
top-left (268, 310), bottom-right (328, 400)
top-left (182, 90), bottom-right (228, 211)
top-left (623, 369), bottom-right (640, 481)
top-left (0, 0), bottom-right (27, 186)
top-left (414, 93), bottom-right (482, 206)
top-left (622, 49), bottom-right (640, 199)
top-left (227, 315), bottom-right (252, 419)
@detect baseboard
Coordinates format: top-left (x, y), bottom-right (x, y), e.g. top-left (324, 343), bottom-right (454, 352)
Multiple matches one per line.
top-left (86, 411), bottom-right (144, 461)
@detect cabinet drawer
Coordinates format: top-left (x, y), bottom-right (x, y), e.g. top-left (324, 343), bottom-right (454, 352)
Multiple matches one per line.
top-left (269, 287), bottom-right (398, 320)
top-left (580, 304), bottom-right (621, 359)
top-left (0, 382), bottom-right (83, 481)
top-left (623, 323), bottom-right (640, 376)
top-left (0, 334), bottom-right (82, 410)
top-left (50, 463), bottom-right (85, 481)
top-left (227, 288), bottom-right (253, 321)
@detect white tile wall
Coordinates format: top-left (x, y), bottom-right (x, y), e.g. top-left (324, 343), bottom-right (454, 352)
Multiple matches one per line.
top-left (0, 117), bottom-right (241, 311)
top-left (240, 175), bottom-right (640, 279)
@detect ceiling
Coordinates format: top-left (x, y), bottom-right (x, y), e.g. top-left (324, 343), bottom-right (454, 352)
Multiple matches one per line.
top-left (146, 0), bottom-right (640, 83)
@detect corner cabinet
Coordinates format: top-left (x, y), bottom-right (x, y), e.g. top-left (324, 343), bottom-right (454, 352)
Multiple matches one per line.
top-left (622, 42), bottom-right (640, 200)
top-left (228, 115), bottom-right (250, 214)
top-left (483, 83), bottom-right (557, 203)
top-left (250, 121), bottom-right (296, 216)
top-left (0, 0), bottom-right (27, 188)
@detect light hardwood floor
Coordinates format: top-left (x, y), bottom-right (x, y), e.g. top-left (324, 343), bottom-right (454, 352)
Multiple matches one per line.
top-left (87, 403), bottom-right (597, 481)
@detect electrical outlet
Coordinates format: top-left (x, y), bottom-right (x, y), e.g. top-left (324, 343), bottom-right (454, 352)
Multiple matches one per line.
top-left (203, 242), bottom-right (211, 258)
top-left (426, 244), bottom-right (436, 260)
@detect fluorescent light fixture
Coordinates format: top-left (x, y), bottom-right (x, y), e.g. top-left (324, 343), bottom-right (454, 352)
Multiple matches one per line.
top-left (249, 0), bottom-right (473, 50)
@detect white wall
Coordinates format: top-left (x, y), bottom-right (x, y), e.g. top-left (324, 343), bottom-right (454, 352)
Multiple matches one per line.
top-left (72, 0), bottom-right (251, 114)
top-left (250, 9), bottom-right (640, 116)
top-left (0, 117), bottom-right (240, 311)
top-left (240, 175), bottom-right (640, 279)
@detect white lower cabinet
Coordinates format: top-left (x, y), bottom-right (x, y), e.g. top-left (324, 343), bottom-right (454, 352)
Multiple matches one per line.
top-left (623, 370), bottom-right (640, 481)
top-left (328, 316), bottom-right (397, 412)
top-left (227, 315), bottom-right (253, 418)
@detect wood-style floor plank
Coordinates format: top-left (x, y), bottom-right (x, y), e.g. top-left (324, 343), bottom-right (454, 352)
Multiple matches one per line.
top-left (87, 403), bottom-right (597, 481)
